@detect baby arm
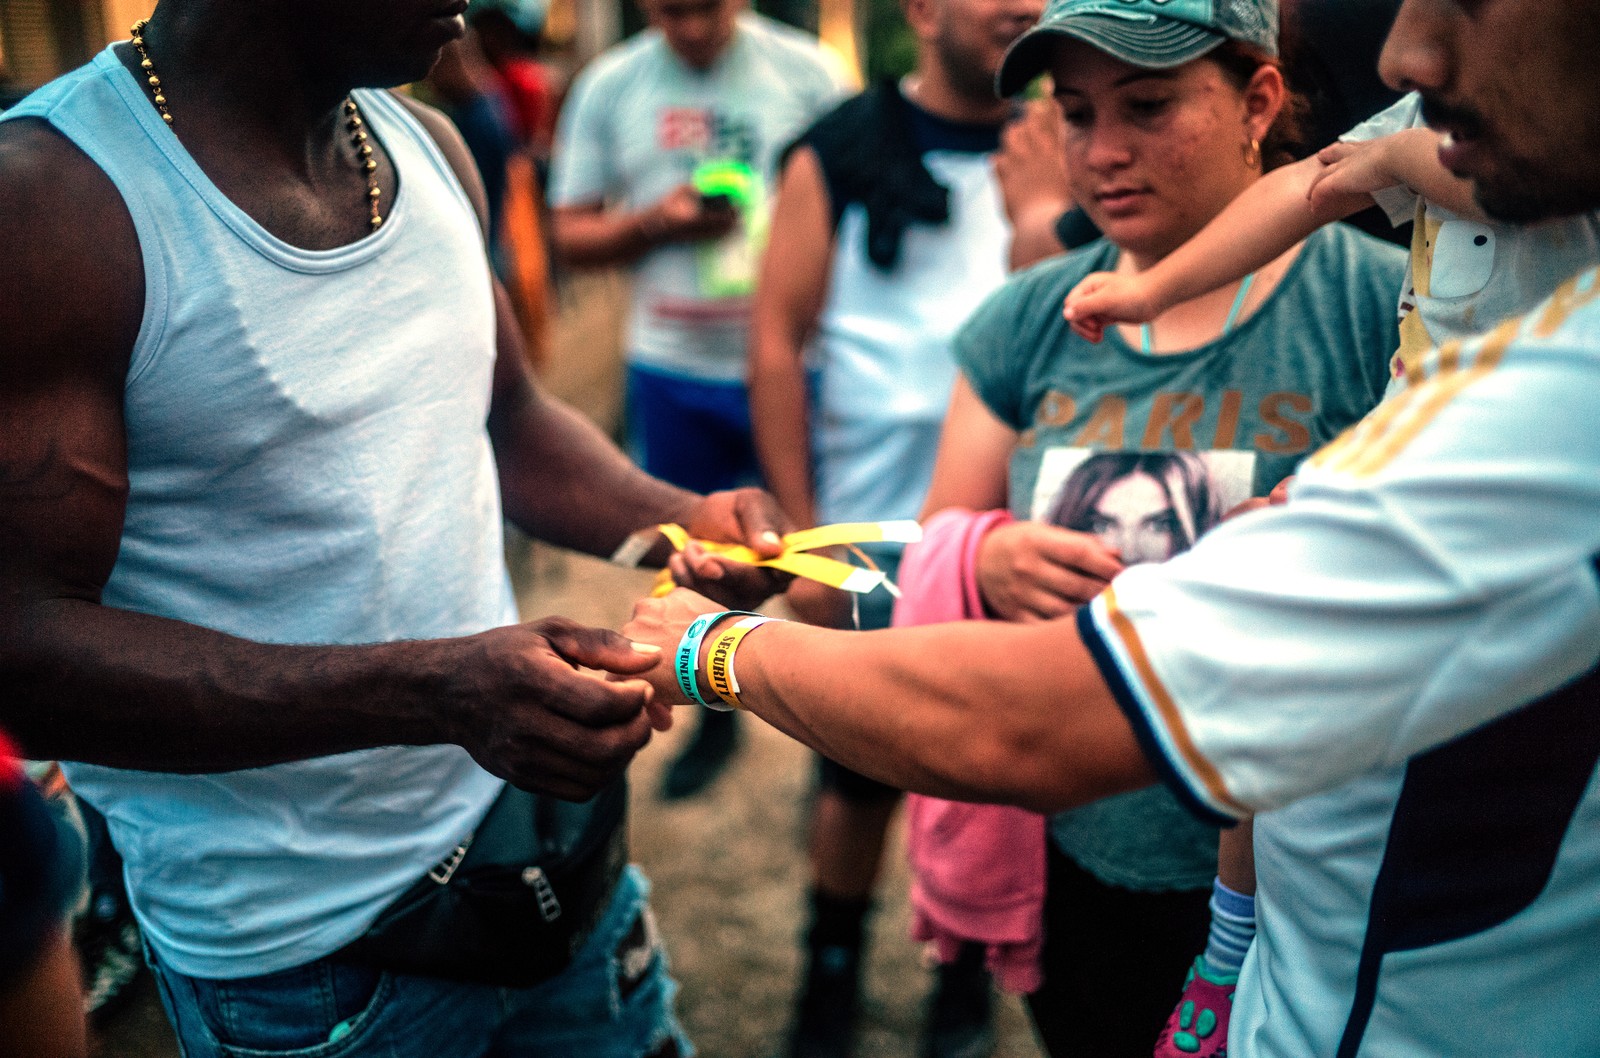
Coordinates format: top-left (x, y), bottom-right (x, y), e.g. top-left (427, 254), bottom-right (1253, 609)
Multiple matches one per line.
top-left (1309, 126), bottom-right (1484, 221)
top-left (1064, 154), bottom-right (1374, 342)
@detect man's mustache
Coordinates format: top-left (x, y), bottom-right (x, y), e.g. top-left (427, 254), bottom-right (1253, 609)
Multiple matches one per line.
top-left (1419, 94), bottom-right (1488, 140)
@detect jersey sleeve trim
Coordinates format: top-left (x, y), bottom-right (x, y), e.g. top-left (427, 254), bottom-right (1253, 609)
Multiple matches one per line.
top-left (1076, 593), bottom-right (1243, 826)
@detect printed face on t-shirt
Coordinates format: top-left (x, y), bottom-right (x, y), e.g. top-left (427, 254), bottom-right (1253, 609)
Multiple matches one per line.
top-left (1082, 472), bottom-right (1183, 564)
top-left (1035, 449), bottom-right (1256, 564)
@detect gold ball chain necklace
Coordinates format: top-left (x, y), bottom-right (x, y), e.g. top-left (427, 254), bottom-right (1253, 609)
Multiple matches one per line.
top-left (130, 19), bottom-right (385, 230)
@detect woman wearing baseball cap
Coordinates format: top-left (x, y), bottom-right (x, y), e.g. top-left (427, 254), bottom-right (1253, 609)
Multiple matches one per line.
top-left (913, 1), bottom-right (1402, 1055)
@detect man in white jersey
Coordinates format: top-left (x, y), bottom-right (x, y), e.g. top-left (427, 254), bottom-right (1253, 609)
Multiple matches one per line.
top-left (0, 1), bottom-right (790, 1055)
top-left (549, 0), bottom-right (844, 801)
top-left (625, 1), bottom-right (1600, 1054)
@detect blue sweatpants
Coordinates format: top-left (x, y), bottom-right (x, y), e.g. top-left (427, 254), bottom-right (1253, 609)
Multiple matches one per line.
top-left (626, 364), bottom-right (762, 495)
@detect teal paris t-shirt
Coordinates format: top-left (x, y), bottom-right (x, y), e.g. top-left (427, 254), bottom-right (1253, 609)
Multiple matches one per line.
top-left (954, 222), bottom-right (1405, 889)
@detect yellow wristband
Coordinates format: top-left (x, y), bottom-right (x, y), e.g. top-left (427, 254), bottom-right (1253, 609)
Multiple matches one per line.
top-left (703, 616), bottom-right (776, 710)
top-left (610, 520), bottom-right (923, 597)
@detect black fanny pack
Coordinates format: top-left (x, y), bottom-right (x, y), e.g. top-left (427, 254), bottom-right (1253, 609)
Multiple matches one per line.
top-left (334, 779), bottom-right (627, 987)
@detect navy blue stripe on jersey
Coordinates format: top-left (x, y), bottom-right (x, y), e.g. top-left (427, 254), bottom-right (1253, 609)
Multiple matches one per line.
top-left (1335, 649), bottom-right (1600, 1058)
top-left (1075, 606), bottom-right (1234, 829)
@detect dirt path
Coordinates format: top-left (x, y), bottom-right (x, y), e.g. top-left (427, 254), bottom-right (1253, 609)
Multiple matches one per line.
top-left (91, 274), bottom-right (1045, 1058)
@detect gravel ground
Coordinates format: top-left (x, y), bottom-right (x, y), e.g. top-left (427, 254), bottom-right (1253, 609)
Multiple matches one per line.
top-left (89, 273), bottom-right (1046, 1058)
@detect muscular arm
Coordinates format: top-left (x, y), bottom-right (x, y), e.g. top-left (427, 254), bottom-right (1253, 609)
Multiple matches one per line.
top-left (0, 123), bottom-right (434, 767)
top-left (400, 97), bottom-right (703, 556)
top-left (487, 288), bottom-right (703, 553)
top-left (0, 118), bottom-right (654, 794)
top-left (743, 620), bottom-right (1150, 810)
top-left (749, 147), bottom-right (835, 527)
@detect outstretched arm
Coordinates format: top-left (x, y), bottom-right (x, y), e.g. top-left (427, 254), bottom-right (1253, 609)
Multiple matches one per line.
top-left (628, 298), bottom-right (1600, 817)
top-left (624, 589), bottom-right (1152, 811)
top-left (1064, 153), bottom-right (1372, 341)
top-left (1308, 126), bottom-right (1483, 220)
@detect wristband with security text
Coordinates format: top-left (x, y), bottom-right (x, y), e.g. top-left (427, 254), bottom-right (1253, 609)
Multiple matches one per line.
top-left (674, 610), bottom-right (761, 709)
top-left (703, 616), bottom-right (779, 709)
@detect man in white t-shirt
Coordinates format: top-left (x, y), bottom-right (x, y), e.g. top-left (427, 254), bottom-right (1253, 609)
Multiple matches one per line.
top-left (550, 0), bottom-right (844, 799)
top-left (625, 1), bottom-right (1600, 1054)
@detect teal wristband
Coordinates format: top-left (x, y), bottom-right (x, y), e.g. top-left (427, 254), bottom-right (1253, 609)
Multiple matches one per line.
top-left (675, 610), bottom-right (760, 709)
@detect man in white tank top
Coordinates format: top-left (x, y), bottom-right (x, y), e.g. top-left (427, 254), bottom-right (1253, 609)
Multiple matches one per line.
top-left (0, 1), bottom-right (790, 1054)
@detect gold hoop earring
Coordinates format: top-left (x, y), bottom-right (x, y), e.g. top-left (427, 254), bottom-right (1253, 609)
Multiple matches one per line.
top-left (1243, 137), bottom-right (1262, 169)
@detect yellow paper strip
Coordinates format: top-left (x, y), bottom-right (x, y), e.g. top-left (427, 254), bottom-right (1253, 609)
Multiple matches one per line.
top-left (779, 520), bottom-right (923, 552)
top-left (631, 519), bottom-right (918, 595)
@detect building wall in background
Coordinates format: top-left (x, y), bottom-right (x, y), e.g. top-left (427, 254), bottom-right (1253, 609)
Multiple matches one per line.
top-left (0, 0), bottom-right (149, 97)
top-left (103, 0), bottom-right (153, 43)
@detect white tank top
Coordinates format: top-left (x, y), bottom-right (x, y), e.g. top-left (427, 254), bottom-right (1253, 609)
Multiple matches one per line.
top-left (4, 47), bottom-right (510, 977)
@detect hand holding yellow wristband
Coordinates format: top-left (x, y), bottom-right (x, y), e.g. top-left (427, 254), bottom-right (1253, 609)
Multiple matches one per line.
top-left (702, 615), bottom-right (777, 710)
top-left (612, 520), bottom-right (923, 598)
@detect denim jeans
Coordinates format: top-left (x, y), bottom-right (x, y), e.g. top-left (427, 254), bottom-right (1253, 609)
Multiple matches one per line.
top-left (148, 866), bottom-right (691, 1058)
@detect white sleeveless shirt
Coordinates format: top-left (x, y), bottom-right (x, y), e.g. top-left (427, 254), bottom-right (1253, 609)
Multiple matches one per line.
top-left (812, 149), bottom-right (1011, 525)
top-left (4, 47), bottom-right (510, 978)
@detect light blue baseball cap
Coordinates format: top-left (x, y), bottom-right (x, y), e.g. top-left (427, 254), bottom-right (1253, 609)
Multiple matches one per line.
top-left (997, 0), bottom-right (1278, 97)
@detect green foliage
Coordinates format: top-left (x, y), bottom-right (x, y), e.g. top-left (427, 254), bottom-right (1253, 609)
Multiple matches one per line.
top-left (754, 0), bottom-right (819, 32)
top-left (862, 0), bottom-right (915, 79)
